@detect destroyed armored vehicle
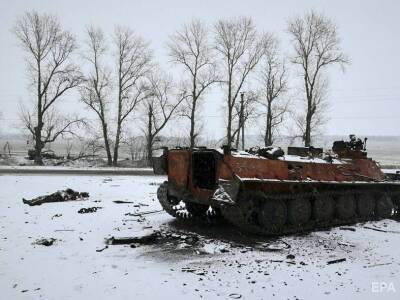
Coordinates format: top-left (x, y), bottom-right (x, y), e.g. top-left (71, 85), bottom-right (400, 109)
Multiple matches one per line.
top-left (156, 136), bottom-right (400, 235)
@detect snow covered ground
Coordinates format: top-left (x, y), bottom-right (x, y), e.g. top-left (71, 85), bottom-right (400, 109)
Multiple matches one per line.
top-left (0, 174), bottom-right (400, 300)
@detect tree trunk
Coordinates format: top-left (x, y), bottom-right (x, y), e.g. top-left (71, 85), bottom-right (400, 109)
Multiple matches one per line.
top-left (101, 121), bottom-right (112, 166)
top-left (189, 98), bottom-right (196, 149)
top-left (34, 58), bottom-right (44, 165)
top-left (240, 92), bottom-right (244, 150)
top-left (113, 78), bottom-right (123, 166)
top-left (235, 126), bottom-right (240, 149)
top-left (304, 74), bottom-right (312, 147)
top-left (265, 101), bottom-right (272, 146)
top-left (226, 74), bottom-right (233, 147)
top-left (113, 122), bottom-right (121, 166)
top-left (304, 94), bottom-right (312, 147)
top-left (34, 125), bottom-right (44, 165)
top-left (147, 137), bottom-right (153, 167)
top-left (304, 113), bottom-right (312, 147)
top-left (241, 121), bottom-right (245, 150)
top-left (146, 106), bottom-right (153, 167)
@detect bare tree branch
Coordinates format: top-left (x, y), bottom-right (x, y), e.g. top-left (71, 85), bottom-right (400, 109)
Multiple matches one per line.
top-left (14, 10), bottom-right (83, 164)
top-left (142, 70), bottom-right (186, 165)
top-left (113, 26), bottom-right (153, 165)
top-left (258, 34), bottom-right (290, 146)
top-left (288, 10), bottom-right (349, 146)
top-left (167, 19), bottom-right (219, 148)
top-left (80, 25), bottom-right (113, 165)
top-left (214, 16), bottom-right (266, 147)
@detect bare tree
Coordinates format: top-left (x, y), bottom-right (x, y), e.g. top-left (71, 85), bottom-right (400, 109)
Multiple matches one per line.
top-left (124, 134), bottom-right (146, 161)
top-left (14, 11), bottom-right (83, 164)
top-left (82, 136), bottom-right (104, 158)
top-left (288, 10), bottom-right (349, 146)
top-left (258, 35), bottom-right (289, 146)
top-left (294, 76), bottom-right (329, 143)
top-left (64, 137), bottom-right (74, 159)
top-left (167, 19), bottom-right (218, 148)
top-left (20, 107), bottom-right (83, 157)
top-left (80, 26), bottom-right (113, 165)
top-left (214, 16), bottom-right (266, 147)
top-left (142, 71), bottom-right (186, 165)
top-left (113, 26), bottom-right (152, 165)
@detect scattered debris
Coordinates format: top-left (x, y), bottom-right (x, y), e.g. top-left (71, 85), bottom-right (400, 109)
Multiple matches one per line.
top-left (51, 214), bottom-right (62, 219)
top-left (229, 293), bottom-right (242, 299)
top-left (107, 231), bottom-right (160, 245)
top-left (113, 200), bottom-right (134, 204)
top-left (365, 262), bottom-right (392, 268)
top-left (259, 240), bottom-right (291, 251)
top-left (181, 267), bottom-right (207, 275)
top-left (78, 207), bottom-right (102, 214)
top-left (124, 210), bottom-right (163, 217)
top-left (106, 229), bottom-right (204, 251)
top-left (364, 226), bottom-right (400, 234)
top-left (23, 189), bottom-right (89, 206)
top-left (340, 227), bottom-right (356, 232)
top-left (338, 242), bottom-right (355, 248)
top-left (54, 229), bottom-right (75, 232)
top-left (34, 238), bottom-right (56, 246)
top-left (327, 258), bottom-right (346, 265)
top-left (286, 254), bottom-right (295, 259)
top-left (197, 243), bottom-right (227, 254)
top-left (96, 245), bottom-right (108, 252)
top-left (133, 203), bottom-right (149, 207)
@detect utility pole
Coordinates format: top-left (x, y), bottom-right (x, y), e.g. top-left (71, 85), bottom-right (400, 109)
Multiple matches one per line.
top-left (241, 93), bottom-right (245, 150)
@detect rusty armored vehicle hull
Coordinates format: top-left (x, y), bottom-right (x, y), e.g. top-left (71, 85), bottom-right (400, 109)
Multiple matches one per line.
top-left (156, 137), bottom-right (400, 235)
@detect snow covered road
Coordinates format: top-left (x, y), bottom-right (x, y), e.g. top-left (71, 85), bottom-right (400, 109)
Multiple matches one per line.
top-left (0, 174), bottom-right (399, 299)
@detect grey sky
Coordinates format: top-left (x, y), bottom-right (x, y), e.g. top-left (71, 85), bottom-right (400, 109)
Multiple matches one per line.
top-left (1, 0), bottom-right (400, 139)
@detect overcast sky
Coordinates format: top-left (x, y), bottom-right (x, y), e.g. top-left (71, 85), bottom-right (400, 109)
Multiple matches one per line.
top-left (1, 0), bottom-right (400, 139)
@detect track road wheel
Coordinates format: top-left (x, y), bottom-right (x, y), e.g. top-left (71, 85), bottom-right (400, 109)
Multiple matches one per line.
top-left (356, 193), bottom-right (375, 218)
top-left (157, 182), bottom-right (180, 217)
top-left (236, 190), bottom-right (264, 225)
top-left (184, 202), bottom-right (209, 216)
top-left (375, 193), bottom-right (394, 218)
top-left (287, 198), bottom-right (311, 226)
top-left (336, 194), bottom-right (356, 220)
top-left (393, 193), bottom-right (400, 218)
top-left (313, 195), bottom-right (335, 222)
top-left (258, 198), bottom-right (287, 234)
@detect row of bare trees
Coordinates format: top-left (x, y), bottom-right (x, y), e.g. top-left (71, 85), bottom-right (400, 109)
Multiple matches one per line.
top-left (167, 12), bottom-right (348, 149)
top-left (14, 10), bottom-right (348, 165)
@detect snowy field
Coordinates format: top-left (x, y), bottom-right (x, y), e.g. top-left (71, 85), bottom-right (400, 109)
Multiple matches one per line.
top-left (1, 174), bottom-right (400, 300)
